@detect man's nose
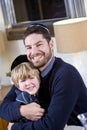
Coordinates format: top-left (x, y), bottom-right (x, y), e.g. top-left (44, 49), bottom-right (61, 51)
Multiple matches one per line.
top-left (31, 46), bottom-right (38, 55)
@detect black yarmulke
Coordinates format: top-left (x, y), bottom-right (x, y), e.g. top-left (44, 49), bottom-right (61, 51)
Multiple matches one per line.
top-left (11, 54), bottom-right (29, 71)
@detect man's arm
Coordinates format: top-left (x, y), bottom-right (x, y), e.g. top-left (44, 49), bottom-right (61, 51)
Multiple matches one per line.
top-left (11, 67), bottom-right (81, 130)
top-left (0, 85), bottom-right (44, 122)
top-left (0, 85), bottom-right (21, 122)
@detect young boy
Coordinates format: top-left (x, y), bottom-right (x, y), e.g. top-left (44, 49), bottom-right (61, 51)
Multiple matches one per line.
top-left (11, 54), bottom-right (41, 122)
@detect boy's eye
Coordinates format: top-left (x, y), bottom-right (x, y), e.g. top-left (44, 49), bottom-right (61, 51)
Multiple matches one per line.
top-left (20, 79), bottom-right (26, 82)
top-left (29, 76), bottom-right (34, 79)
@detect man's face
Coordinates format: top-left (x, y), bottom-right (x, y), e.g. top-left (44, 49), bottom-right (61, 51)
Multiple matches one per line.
top-left (24, 33), bottom-right (53, 71)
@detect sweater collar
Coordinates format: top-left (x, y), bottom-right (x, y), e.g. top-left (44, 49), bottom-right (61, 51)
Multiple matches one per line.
top-left (41, 56), bottom-right (55, 77)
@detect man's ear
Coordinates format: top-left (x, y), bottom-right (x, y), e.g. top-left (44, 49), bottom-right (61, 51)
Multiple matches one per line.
top-left (49, 39), bottom-right (54, 49)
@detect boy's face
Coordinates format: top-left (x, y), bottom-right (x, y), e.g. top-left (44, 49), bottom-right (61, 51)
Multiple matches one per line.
top-left (18, 76), bottom-right (40, 95)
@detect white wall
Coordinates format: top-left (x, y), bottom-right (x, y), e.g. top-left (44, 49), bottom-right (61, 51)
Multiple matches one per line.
top-left (0, 4), bottom-right (26, 86)
top-left (54, 36), bottom-right (87, 87)
top-left (84, 0), bottom-right (87, 16)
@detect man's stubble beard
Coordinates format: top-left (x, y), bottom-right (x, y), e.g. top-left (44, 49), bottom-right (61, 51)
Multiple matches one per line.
top-left (28, 51), bottom-right (52, 71)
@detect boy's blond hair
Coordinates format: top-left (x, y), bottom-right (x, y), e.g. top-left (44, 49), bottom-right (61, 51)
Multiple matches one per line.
top-left (11, 62), bottom-right (40, 88)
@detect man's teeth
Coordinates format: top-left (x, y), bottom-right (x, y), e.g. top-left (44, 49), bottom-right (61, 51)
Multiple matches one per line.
top-left (33, 55), bottom-right (42, 60)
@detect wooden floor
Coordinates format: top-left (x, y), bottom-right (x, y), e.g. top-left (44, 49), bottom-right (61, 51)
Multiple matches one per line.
top-left (0, 86), bottom-right (11, 100)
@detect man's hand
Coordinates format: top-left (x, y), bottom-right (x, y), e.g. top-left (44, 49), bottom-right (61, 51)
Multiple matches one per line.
top-left (8, 123), bottom-right (14, 130)
top-left (20, 102), bottom-right (45, 121)
top-left (64, 124), bottom-right (67, 130)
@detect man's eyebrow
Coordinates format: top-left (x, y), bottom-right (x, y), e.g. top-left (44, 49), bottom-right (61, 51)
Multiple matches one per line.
top-left (25, 41), bottom-right (42, 47)
top-left (35, 39), bottom-right (45, 44)
top-left (36, 41), bottom-right (43, 44)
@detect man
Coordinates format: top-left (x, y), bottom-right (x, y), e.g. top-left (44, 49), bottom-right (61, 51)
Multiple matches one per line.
top-left (0, 23), bottom-right (87, 130)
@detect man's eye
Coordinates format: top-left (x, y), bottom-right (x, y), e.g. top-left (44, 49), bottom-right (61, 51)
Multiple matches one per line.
top-left (37, 43), bottom-right (42, 47)
top-left (25, 45), bottom-right (31, 49)
top-left (26, 47), bottom-right (31, 49)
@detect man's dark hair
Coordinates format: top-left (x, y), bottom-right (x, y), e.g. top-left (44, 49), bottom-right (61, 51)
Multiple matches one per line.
top-left (23, 23), bottom-right (51, 44)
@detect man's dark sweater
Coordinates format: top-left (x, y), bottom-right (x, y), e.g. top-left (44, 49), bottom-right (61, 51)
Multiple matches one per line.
top-left (0, 57), bottom-right (87, 130)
